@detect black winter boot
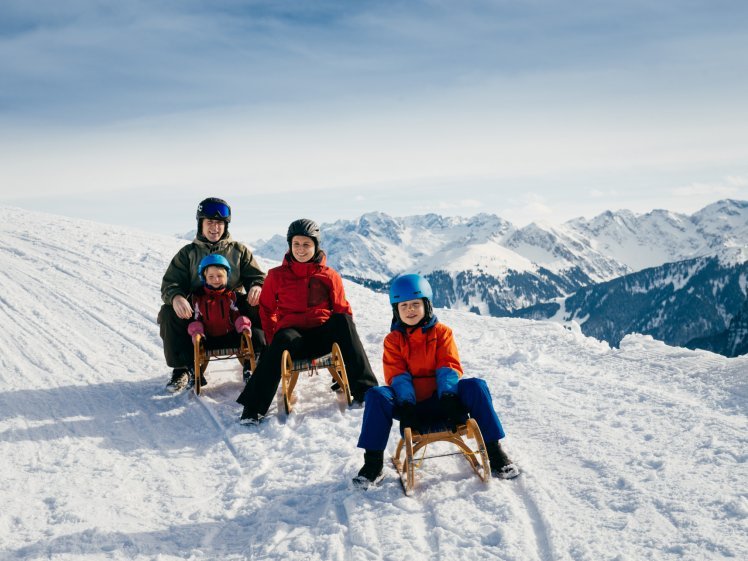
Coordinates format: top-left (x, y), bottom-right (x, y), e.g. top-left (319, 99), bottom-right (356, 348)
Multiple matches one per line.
top-left (486, 440), bottom-right (520, 479)
top-left (239, 407), bottom-right (262, 426)
top-left (352, 450), bottom-right (384, 488)
top-left (166, 367), bottom-right (190, 393)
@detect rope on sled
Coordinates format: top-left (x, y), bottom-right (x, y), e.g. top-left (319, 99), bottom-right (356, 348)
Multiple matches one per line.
top-left (413, 443), bottom-right (478, 465)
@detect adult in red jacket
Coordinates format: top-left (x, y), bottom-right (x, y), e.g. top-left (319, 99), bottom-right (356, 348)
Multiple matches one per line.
top-left (236, 219), bottom-right (378, 423)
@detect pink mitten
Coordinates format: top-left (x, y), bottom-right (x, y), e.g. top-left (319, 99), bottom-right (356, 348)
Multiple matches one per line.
top-left (188, 321), bottom-right (205, 341)
top-left (235, 316), bottom-right (252, 333)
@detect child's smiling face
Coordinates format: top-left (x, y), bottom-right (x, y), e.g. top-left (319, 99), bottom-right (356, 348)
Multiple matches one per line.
top-left (397, 298), bottom-right (425, 326)
top-left (203, 265), bottom-right (228, 289)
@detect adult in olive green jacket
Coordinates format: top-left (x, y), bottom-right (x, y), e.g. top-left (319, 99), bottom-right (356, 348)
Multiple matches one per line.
top-left (159, 197), bottom-right (266, 392)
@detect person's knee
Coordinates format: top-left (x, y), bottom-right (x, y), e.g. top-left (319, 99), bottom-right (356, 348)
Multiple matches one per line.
top-left (329, 312), bottom-right (354, 328)
top-left (458, 377), bottom-right (488, 398)
top-left (273, 329), bottom-right (299, 346)
top-left (366, 386), bottom-right (395, 407)
top-left (158, 304), bottom-right (180, 326)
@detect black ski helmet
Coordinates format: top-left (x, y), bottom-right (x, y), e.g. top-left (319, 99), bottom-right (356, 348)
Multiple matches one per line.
top-left (196, 197), bottom-right (231, 224)
top-left (286, 218), bottom-right (321, 249)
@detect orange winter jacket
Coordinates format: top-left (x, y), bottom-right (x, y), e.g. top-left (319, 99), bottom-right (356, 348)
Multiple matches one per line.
top-left (383, 320), bottom-right (463, 402)
top-left (259, 251), bottom-right (352, 344)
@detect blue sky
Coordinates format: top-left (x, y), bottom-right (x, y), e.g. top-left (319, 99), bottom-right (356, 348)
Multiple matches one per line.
top-left (1, 0), bottom-right (747, 240)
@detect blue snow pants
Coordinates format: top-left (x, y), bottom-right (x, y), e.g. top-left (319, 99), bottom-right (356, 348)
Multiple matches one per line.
top-left (356, 377), bottom-right (506, 451)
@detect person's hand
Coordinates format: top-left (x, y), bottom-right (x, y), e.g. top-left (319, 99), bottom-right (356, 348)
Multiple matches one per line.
top-left (234, 316), bottom-right (252, 333)
top-left (398, 402), bottom-right (419, 431)
top-left (172, 295), bottom-right (193, 319)
top-left (187, 321), bottom-right (205, 342)
top-left (247, 285), bottom-right (262, 307)
top-left (439, 394), bottom-right (464, 432)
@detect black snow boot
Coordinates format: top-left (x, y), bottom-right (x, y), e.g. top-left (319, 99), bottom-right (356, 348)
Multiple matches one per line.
top-left (239, 406), bottom-right (262, 426)
top-left (352, 450), bottom-right (384, 488)
top-left (486, 440), bottom-right (520, 480)
top-left (166, 368), bottom-right (190, 393)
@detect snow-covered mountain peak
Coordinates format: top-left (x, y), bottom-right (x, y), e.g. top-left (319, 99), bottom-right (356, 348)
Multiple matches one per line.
top-left (692, 199), bottom-right (748, 244)
top-left (419, 239), bottom-right (537, 276)
top-left (566, 206), bottom-right (707, 271)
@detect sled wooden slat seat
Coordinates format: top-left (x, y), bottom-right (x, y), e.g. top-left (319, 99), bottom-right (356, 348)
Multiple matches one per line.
top-left (192, 330), bottom-right (255, 396)
top-left (280, 342), bottom-right (352, 414)
top-left (392, 418), bottom-right (490, 495)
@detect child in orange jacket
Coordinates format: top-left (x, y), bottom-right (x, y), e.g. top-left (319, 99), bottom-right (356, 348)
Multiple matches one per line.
top-left (353, 274), bottom-right (519, 487)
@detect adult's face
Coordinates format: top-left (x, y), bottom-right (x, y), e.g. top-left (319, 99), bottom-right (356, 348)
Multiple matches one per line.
top-left (291, 235), bottom-right (316, 263)
top-left (202, 219), bottom-right (225, 242)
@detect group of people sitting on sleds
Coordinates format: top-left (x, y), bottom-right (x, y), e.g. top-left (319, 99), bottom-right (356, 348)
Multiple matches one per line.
top-left (158, 197), bottom-right (519, 488)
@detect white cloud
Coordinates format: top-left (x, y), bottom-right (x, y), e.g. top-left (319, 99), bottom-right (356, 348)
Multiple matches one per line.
top-left (671, 176), bottom-right (747, 197)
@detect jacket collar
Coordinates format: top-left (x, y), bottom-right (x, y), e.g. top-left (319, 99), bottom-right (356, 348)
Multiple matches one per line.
top-left (203, 285), bottom-right (227, 296)
top-left (391, 314), bottom-right (438, 334)
top-left (194, 231), bottom-right (232, 247)
top-left (283, 250), bottom-right (327, 276)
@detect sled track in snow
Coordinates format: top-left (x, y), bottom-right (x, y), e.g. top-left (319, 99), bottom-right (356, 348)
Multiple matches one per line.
top-left (191, 392), bottom-right (244, 476)
top-left (513, 475), bottom-right (554, 561)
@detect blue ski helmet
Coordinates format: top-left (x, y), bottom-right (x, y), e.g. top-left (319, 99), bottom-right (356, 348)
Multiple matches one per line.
top-left (198, 254), bottom-right (232, 281)
top-left (389, 274), bottom-right (433, 304)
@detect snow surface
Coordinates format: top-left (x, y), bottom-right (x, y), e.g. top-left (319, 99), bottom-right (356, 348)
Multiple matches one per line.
top-left (1, 207), bottom-right (747, 561)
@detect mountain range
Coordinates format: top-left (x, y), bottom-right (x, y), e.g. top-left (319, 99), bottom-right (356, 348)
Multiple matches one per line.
top-left (253, 199), bottom-right (748, 356)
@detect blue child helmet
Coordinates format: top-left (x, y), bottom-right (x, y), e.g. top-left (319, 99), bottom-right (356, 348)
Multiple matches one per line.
top-left (198, 254), bottom-right (232, 280)
top-left (389, 274), bottom-right (433, 304)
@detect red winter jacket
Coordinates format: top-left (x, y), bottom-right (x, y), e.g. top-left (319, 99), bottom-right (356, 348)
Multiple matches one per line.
top-left (259, 251), bottom-right (352, 344)
top-left (190, 287), bottom-right (242, 337)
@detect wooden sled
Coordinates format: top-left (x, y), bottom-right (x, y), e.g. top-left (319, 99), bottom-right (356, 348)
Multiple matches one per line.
top-left (392, 418), bottom-right (490, 495)
top-left (192, 330), bottom-right (256, 396)
top-left (280, 342), bottom-right (352, 414)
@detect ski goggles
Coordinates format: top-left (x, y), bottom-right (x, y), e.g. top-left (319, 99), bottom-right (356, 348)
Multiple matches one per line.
top-left (198, 200), bottom-right (231, 220)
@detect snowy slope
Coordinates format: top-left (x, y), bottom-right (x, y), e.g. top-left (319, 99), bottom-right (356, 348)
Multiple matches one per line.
top-left (1, 207), bottom-right (747, 561)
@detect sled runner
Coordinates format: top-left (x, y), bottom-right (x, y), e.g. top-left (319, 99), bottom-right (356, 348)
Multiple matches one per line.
top-left (192, 330), bottom-right (256, 396)
top-left (392, 418), bottom-right (490, 495)
top-left (280, 342), bottom-right (352, 414)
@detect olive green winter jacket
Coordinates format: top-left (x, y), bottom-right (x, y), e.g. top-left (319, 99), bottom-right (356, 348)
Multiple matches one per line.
top-left (160, 233), bottom-right (266, 306)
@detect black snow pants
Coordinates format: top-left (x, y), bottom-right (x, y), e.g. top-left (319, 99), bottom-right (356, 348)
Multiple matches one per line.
top-left (236, 313), bottom-right (379, 415)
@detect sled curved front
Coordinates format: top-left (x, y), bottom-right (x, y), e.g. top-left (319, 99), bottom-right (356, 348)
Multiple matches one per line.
top-left (192, 330), bottom-right (255, 396)
top-left (392, 418), bottom-right (490, 494)
top-left (280, 342), bottom-right (352, 414)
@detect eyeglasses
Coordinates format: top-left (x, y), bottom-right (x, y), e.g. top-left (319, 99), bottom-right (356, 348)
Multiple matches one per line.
top-left (198, 201), bottom-right (230, 219)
